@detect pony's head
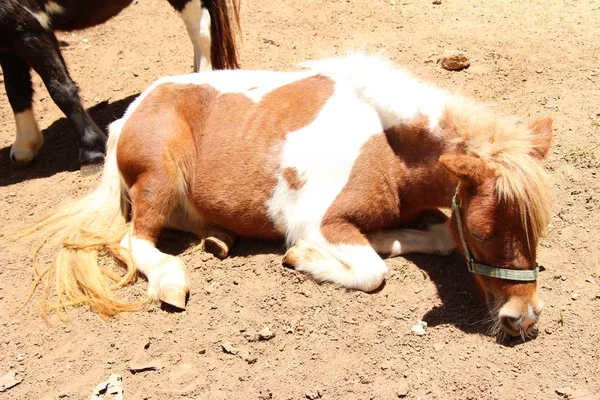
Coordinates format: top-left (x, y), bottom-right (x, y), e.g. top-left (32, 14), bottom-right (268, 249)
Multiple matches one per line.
top-left (440, 116), bottom-right (553, 338)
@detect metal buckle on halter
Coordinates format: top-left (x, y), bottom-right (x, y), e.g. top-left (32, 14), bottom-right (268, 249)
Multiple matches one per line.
top-left (466, 259), bottom-right (475, 274)
top-left (452, 184), bottom-right (539, 282)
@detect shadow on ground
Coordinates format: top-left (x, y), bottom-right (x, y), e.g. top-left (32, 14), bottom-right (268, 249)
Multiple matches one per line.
top-left (406, 253), bottom-right (492, 335)
top-left (0, 94), bottom-right (138, 187)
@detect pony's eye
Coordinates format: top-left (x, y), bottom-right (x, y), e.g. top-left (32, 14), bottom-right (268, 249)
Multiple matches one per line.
top-left (470, 229), bottom-right (490, 243)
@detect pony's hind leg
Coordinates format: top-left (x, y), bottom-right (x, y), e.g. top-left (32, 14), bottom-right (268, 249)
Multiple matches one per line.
top-left (0, 52), bottom-right (43, 166)
top-left (120, 228), bottom-right (190, 309)
top-left (172, 0), bottom-right (212, 72)
top-left (284, 223), bottom-right (388, 292)
top-left (368, 210), bottom-right (454, 257)
top-left (122, 178), bottom-right (190, 309)
top-left (12, 27), bottom-right (106, 165)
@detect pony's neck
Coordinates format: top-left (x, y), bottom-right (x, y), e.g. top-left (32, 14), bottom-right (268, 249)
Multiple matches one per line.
top-left (384, 121), bottom-right (458, 214)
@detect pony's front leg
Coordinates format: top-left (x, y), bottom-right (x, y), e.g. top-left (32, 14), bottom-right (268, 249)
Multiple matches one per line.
top-left (283, 223), bottom-right (388, 292)
top-left (0, 52), bottom-right (43, 166)
top-left (367, 222), bottom-right (455, 257)
top-left (175, 0), bottom-right (212, 72)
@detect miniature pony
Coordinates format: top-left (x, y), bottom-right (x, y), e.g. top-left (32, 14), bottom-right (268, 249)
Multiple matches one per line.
top-left (21, 54), bottom-right (552, 337)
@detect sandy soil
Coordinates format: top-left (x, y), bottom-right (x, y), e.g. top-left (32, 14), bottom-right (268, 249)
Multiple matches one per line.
top-left (1, 0), bottom-right (599, 399)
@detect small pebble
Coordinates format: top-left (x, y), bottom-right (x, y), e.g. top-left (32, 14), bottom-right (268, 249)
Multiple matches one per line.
top-left (411, 324), bottom-right (426, 336)
top-left (221, 342), bottom-right (239, 355)
top-left (258, 327), bottom-right (276, 341)
top-left (440, 50), bottom-right (470, 71)
top-left (571, 292), bottom-right (580, 300)
top-left (585, 277), bottom-right (597, 285)
top-left (306, 390), bottom-right (321, 399)
top-left (397, 380), bottom-right (410, 397)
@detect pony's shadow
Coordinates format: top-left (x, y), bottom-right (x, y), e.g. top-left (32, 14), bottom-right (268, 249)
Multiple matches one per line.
top-left (405, 253), bottom-right (534, 346)
top-left (0, 94), bottom-right (139, 187)
top-left (404, 253), bottom-right (490, 334)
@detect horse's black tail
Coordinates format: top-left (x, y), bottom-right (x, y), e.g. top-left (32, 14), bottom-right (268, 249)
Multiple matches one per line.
top-left (206, 0), bottom-right (240, 69)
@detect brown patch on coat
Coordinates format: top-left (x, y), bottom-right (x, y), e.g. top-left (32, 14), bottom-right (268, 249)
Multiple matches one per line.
top-left (282, 167), bottom-right (304, 190)
top-left (320, 114), bottom-right (456, 245)
top-left (118, 82), bottom-right (210, 241)
top-left (118, 75), bottom-right (335, 241)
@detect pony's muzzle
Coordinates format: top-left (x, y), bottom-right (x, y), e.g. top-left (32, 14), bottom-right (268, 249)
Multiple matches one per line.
top-left (498, 301), bottom-right (543, 337)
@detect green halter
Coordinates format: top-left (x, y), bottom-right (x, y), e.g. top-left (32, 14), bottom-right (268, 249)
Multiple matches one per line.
top-left (451, 184), bottom-right (539, 282)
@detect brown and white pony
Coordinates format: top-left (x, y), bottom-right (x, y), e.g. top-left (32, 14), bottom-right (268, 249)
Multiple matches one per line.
top-left (21, 54), bottom-right (552, 337)
top-left (0, 0), bottom-right (239, 166)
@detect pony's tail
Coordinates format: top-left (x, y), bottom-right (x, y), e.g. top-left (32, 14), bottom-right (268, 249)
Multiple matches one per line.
top-left (14, 119), bottom-right (143, 322)
top-left (206, 0), bottom-right (241, 69)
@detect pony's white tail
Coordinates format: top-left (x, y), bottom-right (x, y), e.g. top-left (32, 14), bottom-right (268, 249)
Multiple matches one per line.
top-left (14, 119), bottom-right (142, 321)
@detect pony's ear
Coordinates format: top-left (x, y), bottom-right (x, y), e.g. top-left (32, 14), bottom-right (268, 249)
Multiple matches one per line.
top-left (528, 117), bottom-right (553, 159)
top-left (439, 154), bottom-right (489, 185)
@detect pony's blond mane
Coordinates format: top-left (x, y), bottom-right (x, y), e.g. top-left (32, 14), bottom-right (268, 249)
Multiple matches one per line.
top-left (444, 98), bottom-right (551, 244)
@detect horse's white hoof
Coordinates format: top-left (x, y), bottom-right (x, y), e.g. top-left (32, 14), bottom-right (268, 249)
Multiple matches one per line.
top-left (10, 146), bottom-right (38, 166)
top-left (159, 286), bottom-right (188, 309)
top-left (283, 240), bottom-right (323, 268)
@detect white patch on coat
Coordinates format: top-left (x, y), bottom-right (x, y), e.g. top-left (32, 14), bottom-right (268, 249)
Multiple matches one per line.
top-left (180, 0), bottom-right (212, 72)
top-left (301, 53), bottom-right (450, 131)
top-left (45, 1), bottom-right (65, 14)
top-left (31, 1), bottom-right (65, 29)
top-left (11, 109), bottom-right (43, 164)
top-left (265, 80), bottom-right (384, 245)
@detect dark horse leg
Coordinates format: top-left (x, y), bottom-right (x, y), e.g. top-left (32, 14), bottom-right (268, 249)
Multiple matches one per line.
top-left (11, 27), bottom-right (107, 166)
top-left (0, 52), bottom-right (43, 166)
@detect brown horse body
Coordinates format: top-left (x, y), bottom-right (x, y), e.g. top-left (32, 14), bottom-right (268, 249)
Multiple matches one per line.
top-left (24, 55), bottom-right (552, 337)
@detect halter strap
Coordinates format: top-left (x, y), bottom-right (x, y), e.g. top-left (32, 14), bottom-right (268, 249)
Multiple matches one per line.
top-left (451, 184), bottom-right (539, 282)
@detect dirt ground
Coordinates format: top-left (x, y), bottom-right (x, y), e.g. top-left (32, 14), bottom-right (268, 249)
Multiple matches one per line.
top-left (1, 0), bottom-right (599, 399)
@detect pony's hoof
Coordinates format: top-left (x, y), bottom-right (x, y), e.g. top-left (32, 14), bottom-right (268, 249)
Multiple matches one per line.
top-left (79, 149), bottom-right (105, 167)
top-left (282, 241), bottom-right (304, 267)
top-left (204, 236), bottom-right (230, 259)
top-left (159, 286), bottom-right (188, 310)
top-left (10, 148), bottom-right (36, 167)
top-left (80, 163), bottom-right (103, 177)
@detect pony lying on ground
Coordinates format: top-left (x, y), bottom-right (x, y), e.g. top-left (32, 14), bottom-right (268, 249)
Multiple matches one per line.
top-left (0, 0), bottom-right (239, 167)
top-left (20, 54), bottom-right (552, 338)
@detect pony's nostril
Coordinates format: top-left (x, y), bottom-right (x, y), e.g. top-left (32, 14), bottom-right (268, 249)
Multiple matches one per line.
top-left (520, 315), bottom-right (538, 332)
top-left (500, 316), bottom-right (520, 334)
